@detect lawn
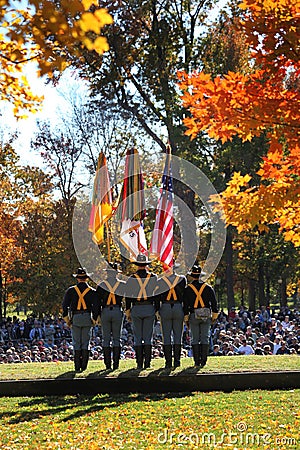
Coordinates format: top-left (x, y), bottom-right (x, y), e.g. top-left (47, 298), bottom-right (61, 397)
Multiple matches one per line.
top-left (0, 354), bottom-right (299, 380)
top-left (0, 389), bottom-right (299, 449)
top-left (0, 356), bottom-right (299, 449)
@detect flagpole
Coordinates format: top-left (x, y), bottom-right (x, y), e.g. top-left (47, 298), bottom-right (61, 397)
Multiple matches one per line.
top-left (106, 222), bottom-right (111, 262)
top-left (149, 143), bottom-right (174, 270)
top-left (166, 144), bottom-right (171, 192)
top-left (137, 223), bottom-right (141, 255)
top-left (167, 145), bottom-right (173, 266)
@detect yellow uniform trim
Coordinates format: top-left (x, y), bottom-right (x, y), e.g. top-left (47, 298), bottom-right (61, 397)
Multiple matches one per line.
top-left (133, 273), bottom-right (151, 301)
top-left (188, 283), bottom-right (206, 309)
top-left (102, 280), bottom-right (121, 305)
top-left (162, 275), bottom-right (180, 301)
top-left (74, 286), bottom-right (91, 310)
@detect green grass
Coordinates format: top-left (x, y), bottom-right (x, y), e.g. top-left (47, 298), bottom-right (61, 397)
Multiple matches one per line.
top-left (0, 389), bottom-right (299, 449)
top-left (0, 355), bottom-right (299, 449)
top-left (0, 355), bottom-right (299, 380)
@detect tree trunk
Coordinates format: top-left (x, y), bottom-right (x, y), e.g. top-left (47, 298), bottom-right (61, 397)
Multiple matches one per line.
top-left (248, 278), bottom-right (256, 312)
top-left (258, 260), bottom-right (266, 307)
top-left (280, 278), bottom-right (288, 307)
top-left (172, 156), bottom-right (198, 268)
top-left (0, 268), bottom-right (3, 321)
top-left (225, 226), bottom-right (235, 310)
top-left (265, 266), bottom-right (271, 306)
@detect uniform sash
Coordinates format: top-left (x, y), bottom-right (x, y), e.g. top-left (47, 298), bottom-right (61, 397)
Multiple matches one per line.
top-left (189, 283), bottom-right (206, 308)
top-left (162, 275), bottom-right (180, 301)
top-left (133, 273), bottom-right (151, 301)
top-left (74, 286), bottom-right (91, 310)
top-left (102, 280), bottom-right (121, 305)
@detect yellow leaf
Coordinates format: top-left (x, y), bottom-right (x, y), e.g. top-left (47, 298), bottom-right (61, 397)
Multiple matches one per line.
top-left (94, 9), bottom-right (113, 26)
top-left (93, 36), bottom-right (109, 54)
top-left (82, 37), bottom-right (94, 50)
top-left (78, 12), bottom-right (102, 33)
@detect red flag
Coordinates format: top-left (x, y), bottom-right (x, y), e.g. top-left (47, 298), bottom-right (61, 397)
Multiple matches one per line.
top-left (150, 147), bottom-right (173, 269)
top-left (116, 148), bottom-right (148, 259)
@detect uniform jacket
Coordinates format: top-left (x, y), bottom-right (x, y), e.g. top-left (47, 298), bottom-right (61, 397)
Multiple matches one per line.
top-left (183, 280), bottom-right (218, 315)
top-left (62, 281), bottom-right (99, 321)
top-left (158, 273), bottom-right (187, 304)
top-left (125, 269), bottom-right (160, 311)
top-left (96, 276), bottom-right (125, 311)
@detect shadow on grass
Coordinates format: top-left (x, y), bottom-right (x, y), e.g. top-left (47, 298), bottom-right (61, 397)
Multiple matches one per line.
top-left (117, 368), bottom-right (143, 377)
top-left (146, 367), bottom-right (172, 377)
top-left (86, 366), bottom-right (191, 378)
top-left (86, 369), bottom-right (113, 378)
top-left (178, 366), bottom-right (202, 376)
top-left (1, 391), bottom-right (194, 425)
top-left (55, 371), bottom-right (76, 380)
top-left (116, 367), bottom-right (176, 377)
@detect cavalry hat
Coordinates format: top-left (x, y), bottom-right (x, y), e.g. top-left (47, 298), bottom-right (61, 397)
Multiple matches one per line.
top-left (73, 267), bottom-right (91, 278)
top-left (104, 262), bottom-right (122, 273)
top-left (133, 254), bottom-right (153, 266)
top-left (188, 265), bottom-right (202, 276)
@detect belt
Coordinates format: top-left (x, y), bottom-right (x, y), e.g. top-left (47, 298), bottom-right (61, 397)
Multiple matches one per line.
top-left (162, 302), bottom-right (182, 308)
top-left (72, 310), bottom-right (91, 315)
top-left (103, 305), bottom-right (121, 309)
top-left (133, 302), bottom-right (153, 306)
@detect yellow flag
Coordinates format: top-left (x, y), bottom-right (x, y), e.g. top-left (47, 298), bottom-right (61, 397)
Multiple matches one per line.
top-left (89, 153), bottom-right (113, 244)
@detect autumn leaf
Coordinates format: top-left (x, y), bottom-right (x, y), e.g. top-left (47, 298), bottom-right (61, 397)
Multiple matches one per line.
top-left (0, 1), bottom-right (113, 115)
top-left (180, 0), bottom-right (300, 246)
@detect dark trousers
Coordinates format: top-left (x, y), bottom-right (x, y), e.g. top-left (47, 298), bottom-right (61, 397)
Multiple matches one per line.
top-left (160, 303), bottom-right (184, 345)
top-left (101, 307), bottom-right (124, 347)
top-left (72, 312), bottom-right (92, 350)
top-left (189, 313), bottom-right (211, 345)
top-left (131, 304), bottom-right (155, 345)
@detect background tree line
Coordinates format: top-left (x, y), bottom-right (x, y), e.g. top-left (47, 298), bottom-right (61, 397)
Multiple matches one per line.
top-left (0, 0), bottom-right (299, 316)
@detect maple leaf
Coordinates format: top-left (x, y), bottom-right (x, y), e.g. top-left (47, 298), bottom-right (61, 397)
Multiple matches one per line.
top-left (0, 0), bottom-right (113, 115)
top-left (180, 0), bottom-right (300, 247)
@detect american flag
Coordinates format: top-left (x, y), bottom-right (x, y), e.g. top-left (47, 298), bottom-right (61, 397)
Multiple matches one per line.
top-left (150, 147), bottom-right (173, 269)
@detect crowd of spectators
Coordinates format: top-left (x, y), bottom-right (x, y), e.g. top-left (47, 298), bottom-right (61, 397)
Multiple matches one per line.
top-left (0, 304), bottom-right (299, 364)
top-left (210, 305), bottom-right (300, 356)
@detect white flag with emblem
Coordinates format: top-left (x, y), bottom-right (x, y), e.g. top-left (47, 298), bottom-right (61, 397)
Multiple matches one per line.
top-left (120, 219), bottom-right (148, 260)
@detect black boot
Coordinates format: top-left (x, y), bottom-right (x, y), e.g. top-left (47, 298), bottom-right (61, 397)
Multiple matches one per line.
top-left (112, 346), bottom-right (121, 370)
top-left (81, 349), bottom-right (90, 371)
top-left (173, 344), bottom-right (181, 368)
top-left (144, 345), bottom-right (152, 369)
top-left (74, 350), bottom-right (82, 372)
top-left (200, 344), bottom-right (209, 368)
top-left (103, 347), bottom-right (112, 370)
top-left (135, 346), bottom-right (143, 369)
top-left (192, 344), bottom-right (200, 367)
top-left (163, 345), bottom-right (172, 368)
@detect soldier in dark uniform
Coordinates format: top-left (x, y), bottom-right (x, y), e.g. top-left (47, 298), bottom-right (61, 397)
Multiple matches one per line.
top-left (183, 265), bottom-right (219, 368)
top-left (96, 263), bottom-right (125, 370)
top-left (124, 254), bottom-right (159, 369)
top-left (158, 264), bottom-right (186, 368)
top-left (62, 267), bottom-right (99, 372)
